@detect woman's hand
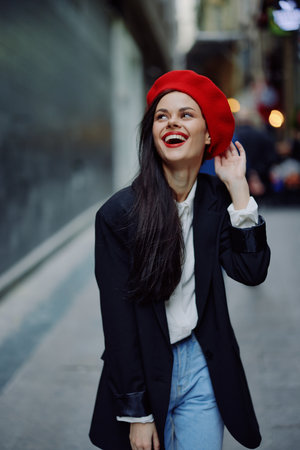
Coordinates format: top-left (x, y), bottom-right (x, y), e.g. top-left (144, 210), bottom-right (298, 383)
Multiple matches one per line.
top-left (129, 422), bottom-right (160, 450)
top-left (215, 141), bottom-right (250, 210)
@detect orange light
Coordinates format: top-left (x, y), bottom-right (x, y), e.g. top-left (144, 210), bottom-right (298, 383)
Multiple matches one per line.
top-left (269, 110), bottom-right (284, 128)
top-left (227, 98), bottom-right (240, 113)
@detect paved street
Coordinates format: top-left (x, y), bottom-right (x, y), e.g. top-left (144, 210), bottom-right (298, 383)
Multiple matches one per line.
top-left (0, 207), bottom-right (299, 450)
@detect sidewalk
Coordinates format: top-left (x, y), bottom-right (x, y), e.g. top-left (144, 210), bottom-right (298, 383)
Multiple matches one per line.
top-left (0, 208), bottom-right (299, 449)
top-left (0, 226), bottom-right (103, 450)
top-left (223, 207), bottom-right (300, 449)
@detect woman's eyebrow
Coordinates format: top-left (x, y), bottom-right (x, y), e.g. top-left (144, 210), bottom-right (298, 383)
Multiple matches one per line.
top-left (156, 108), bottom-right (168, 113)
top-left (179, 107), bottom-right (196, 111)
top-left (156, 106), bottom-right (196, 113)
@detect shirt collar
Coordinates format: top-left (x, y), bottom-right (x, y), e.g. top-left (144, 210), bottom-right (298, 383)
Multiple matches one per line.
top-left (176, 179), bottom-right (197, 215)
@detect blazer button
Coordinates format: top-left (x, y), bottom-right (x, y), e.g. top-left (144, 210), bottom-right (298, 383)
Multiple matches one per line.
top-left (204, 350), bottom-right (213, 360)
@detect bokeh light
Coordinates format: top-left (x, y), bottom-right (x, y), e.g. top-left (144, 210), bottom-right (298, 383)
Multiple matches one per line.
top-left (227, 98), bottom-right (241, 113)
top-left (269, 109), bottom-right (285, 128)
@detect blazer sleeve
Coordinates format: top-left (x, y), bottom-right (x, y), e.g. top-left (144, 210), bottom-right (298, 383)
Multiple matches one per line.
top-left (219, 210), bottom-right (271, 285)
top-left (95, 209), bottom-right (151, 418)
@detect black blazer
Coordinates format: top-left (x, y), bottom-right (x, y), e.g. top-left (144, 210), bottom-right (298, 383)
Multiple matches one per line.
top-left (89, 174), bottom-right (270, 450)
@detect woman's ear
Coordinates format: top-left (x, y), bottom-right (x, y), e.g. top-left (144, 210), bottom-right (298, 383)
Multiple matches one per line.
top-left (205, 133), bottom-right (211, 145)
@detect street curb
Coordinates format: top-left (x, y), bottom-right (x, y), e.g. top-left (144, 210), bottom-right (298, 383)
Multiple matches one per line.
top-left (0, 199), bottom-right (107, 299)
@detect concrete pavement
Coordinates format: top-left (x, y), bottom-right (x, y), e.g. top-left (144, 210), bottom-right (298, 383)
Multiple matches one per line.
top-left (0, 207), bottom-right (299, 449)
top-left (0, 227), bottom-right (102, 450)
top-left (223, 207), bottom-right (300, 449)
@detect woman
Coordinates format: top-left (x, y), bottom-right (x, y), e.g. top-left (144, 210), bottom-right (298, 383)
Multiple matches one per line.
top-left (89, 70), bottom-right (270, 450)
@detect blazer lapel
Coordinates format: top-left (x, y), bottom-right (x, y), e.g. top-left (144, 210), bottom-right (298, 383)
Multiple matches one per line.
top-left (193, 175), bottom-right (221, 324)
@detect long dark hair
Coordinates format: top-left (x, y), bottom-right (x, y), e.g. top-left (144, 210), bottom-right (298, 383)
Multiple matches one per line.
top-left (129, 92), bottom-right (184, 303)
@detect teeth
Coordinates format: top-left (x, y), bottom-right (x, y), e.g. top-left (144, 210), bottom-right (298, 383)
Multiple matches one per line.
top-left (164, 134), bottom-right (187, 143)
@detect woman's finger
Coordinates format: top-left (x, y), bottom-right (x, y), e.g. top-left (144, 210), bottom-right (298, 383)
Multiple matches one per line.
top-left (230, 143), bottom-right (238, 153)
top-left (234, 140), bottom-right (245, 155)
top-left (224, 147), bottom-right (230, 155)
top-left (153, 428), bottom-right (160, 450)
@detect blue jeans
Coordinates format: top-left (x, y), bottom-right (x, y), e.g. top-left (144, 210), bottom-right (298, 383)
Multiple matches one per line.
top-left (164, 333), bottom-right (224, 450)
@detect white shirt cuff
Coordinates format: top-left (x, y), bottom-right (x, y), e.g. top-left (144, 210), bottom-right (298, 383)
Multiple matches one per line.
top-left (227, 197), bottom-right (258, 228)
top-left (116, 414), bottom-right (154, 423)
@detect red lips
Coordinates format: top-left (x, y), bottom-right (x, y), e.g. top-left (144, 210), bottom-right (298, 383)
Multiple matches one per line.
top-left (162, 131), bottom-right (189, 148)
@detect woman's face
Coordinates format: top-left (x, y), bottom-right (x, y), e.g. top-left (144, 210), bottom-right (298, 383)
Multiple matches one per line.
top-left (152, 91), bottom-right (210, 171)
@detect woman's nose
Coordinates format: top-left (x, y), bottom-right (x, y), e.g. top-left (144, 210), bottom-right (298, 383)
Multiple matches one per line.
top-left (167, 116), bottom-right (180, 127)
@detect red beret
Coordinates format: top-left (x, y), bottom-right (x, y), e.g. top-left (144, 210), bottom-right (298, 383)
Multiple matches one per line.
top-left (146, 70), bottom-right (235, 159)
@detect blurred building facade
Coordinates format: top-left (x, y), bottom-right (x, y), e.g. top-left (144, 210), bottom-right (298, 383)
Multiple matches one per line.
top-left (0, 0), bottom-right (176, 285)
top-left (187, 0), bottom-right (262, 96)
top-left (187, 0), bottom-right (300, 133)
top-left (256, 0), bottom-right (300, 134)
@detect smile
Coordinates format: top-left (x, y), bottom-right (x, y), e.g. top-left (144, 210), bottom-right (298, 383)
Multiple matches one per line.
top-left (162, 132), bottom-right (189, 147)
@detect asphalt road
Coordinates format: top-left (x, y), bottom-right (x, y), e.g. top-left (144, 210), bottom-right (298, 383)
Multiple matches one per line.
top-left (0, 207), bottom-right (299, 450)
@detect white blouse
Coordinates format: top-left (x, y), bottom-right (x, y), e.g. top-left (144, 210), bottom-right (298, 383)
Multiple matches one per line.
top-left (166, 180), bottom-right (258, 344)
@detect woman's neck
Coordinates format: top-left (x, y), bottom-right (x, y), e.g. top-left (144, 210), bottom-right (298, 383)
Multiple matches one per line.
top-left (163, 166), bottom-right (199, 202)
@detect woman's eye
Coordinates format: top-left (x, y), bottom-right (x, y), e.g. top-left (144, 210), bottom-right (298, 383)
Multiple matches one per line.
top-left (156, 114), bottom-right (167, 120)
top-left (183, 112), bottom-right (193, 118)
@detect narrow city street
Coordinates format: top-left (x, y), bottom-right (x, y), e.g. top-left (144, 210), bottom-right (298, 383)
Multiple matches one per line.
top-left (0, 206), bottom-right (299, 450)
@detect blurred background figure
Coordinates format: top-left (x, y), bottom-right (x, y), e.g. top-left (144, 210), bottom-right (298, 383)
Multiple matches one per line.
top-left (269, 136), bottom-right (300, 202)
top-left (235, 108), bottom-right (276, 198)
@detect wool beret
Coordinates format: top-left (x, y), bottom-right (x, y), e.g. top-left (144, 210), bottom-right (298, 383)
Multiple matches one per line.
top-left (146, 70), bottom-right (235, 159)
